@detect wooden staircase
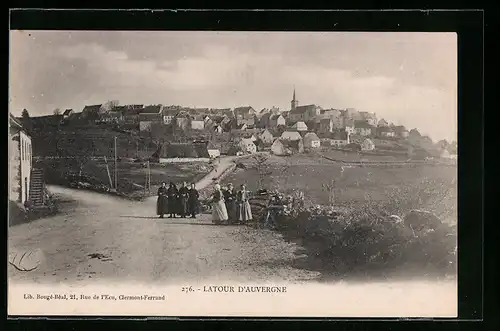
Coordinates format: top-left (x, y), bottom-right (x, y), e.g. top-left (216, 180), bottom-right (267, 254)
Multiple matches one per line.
top-left (29, 168), bottom-right (45, 207)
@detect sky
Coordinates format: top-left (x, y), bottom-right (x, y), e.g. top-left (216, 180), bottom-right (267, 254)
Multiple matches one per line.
top-left (9, 31), bottom-right (457, 141)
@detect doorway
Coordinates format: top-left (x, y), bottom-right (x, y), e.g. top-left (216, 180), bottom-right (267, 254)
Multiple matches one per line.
top-left (24, 177), bottom-right (28, 203)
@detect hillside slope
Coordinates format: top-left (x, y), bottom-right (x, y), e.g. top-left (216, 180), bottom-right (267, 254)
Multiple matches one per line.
top-left (31, 124), bottom-right (157, 159)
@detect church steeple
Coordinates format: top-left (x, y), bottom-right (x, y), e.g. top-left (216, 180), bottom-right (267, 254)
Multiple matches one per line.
top-left (291, 86), bottom-right (298, 110)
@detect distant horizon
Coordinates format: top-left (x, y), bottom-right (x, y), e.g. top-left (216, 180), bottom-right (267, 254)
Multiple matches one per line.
top-left (9, 31), bottom-right (457, 141)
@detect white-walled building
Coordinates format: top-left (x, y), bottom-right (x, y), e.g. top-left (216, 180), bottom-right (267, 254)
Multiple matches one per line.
top-left (290, 121), bottom-right (308, 132)
top-left (361, 138), bottom-right (375, 151)
top-left (303, 132), bottom-right (321, 148)
top-left (9, 114), bottom-right (32, 204)
top-left (239, 138), bottom-right (257, 154)
top-left (280, 131), bottom-right (303, 141)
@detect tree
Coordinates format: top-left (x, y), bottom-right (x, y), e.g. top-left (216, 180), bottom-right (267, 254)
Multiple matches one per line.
top-left (21, 109), bottom-right (33, 134)
top-left (276, 157), bottom-right (292, 189)
top-left (103, 100), bottom-right (120, 112)
top-left (150, 123), bottom-right (169, 150)
top-left (53, 108), bottom-right (61, 115)
top-left (60, 138), bottom-right (96, 177)
top-left (75, 140), bottom-right (96, 177)
top-left (322, 179), bottom-right (336, 205)
top-left (251, 154), bottom-right (273, 189)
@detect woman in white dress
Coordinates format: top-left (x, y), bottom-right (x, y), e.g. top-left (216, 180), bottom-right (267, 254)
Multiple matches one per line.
top-left (211, 184), bottom-right (228, 224)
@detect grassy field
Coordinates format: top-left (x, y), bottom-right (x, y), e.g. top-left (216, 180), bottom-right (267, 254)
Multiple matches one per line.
top-left (222, 153), bottom-right (457, 223)
top-left (36, 158), bottom-right (213, 199)
top-left (222, 152), bottom-right (457, 279)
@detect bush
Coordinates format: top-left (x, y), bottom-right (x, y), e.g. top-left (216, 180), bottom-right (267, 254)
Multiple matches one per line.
top-left (250, 176), bottom-right (457, 277)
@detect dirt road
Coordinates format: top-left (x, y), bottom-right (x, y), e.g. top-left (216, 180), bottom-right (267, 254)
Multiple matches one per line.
top-left (8, 184), bottom-right (318, 285)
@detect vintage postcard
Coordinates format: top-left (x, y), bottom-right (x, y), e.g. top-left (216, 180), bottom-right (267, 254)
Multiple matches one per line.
top-left (8, 30), bottom-right (458, 317)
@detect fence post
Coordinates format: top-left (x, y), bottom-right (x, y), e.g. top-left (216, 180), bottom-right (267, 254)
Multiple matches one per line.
top-left (103, 156), bottom-right (113, 189)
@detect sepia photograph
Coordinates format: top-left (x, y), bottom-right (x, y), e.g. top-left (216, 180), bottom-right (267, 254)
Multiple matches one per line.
top-left (8, 30), bottom-right (458, 317)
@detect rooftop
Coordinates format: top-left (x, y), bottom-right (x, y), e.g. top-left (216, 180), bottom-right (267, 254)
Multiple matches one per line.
top-left (290, 104), bottom-right (317, 114)
top-left (141, 105), bottom-right (162, 114)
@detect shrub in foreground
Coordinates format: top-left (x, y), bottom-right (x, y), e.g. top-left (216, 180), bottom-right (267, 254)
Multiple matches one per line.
top-left (250, 177), bottom-right (457, 277)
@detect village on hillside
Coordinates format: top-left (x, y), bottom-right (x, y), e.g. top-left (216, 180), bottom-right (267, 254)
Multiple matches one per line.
top-left (16, 88), bottom-right (458, 162)
top-left (9, 87), bottom-right (458, 223)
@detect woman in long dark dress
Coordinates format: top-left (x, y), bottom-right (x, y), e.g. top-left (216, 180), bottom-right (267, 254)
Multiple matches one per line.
top-left (177, 182), bottom-right (189, 218)
top-left (236, 184), bottom-right (253, 223)
top-left (223, 183), bottom-right (237, 224)
top-left (188, 183), bottom-right (200, 218)
top-left (166, 182), bottom-right (178, 218)
top-left (157, 182), bottom-right (168, 218)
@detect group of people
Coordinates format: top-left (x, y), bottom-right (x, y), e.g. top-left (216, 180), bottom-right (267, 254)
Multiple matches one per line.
top-left (157, 180), bottom-right (305, 226)
top-left (210, 183), bottom-right (253, 225)
top-left (156, 182), bottom-right (200, 219)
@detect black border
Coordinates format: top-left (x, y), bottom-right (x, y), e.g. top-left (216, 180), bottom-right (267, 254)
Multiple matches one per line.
top-left (6, 8), bottom-right (484, 329)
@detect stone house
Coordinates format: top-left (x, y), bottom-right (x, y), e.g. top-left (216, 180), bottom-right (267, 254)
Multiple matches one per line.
top-left (360, 111), bottom-right (378, 126)
top-left (269, 114), bottom-right (286, 128)
top-left (319, 131), bottom-right (350, 148)
top-left (343, 108), bottom-right (361, 121)
top-left (303, 132), bottom-right (321, 149)
top-left (354, 120), bottom-right (374, 136)
top-left (378, 118), bottom-right (389, 127)
top-left (259, 129), bottom-right (275, 145)
top-left (81, 104), bottom-right (103, 122)
top-left (238, 138), bottom-right (257, 154)
top-left (393, 125), bottom-right (409, 138)
top-left (123, 105), bottom-right (144, 124)
top-left (290, 121), bottom-right (308, 132)
top-left (139, 105), bottom-right (162, 131)
top-left (191, 116), bottom-right (205, 130)
top-left (344, 119), bottom-right (356, 135)
top-left (319, 118), bottom-right (335, 133)
top-left (271, 138), bottom-right (304, 156)
top-left (162, 107), bottom-right (179, 125)
top-left (361, 138), bottom-right (375, 151)
top-left (280, 131), bottom-right (303, 141)
top-left (288, 104), bottom-right (321, 123)
top-left (320, 109), bottom-right (344, 128)
top-left (377, 126), bottom-right (396, 137)
top-left (234, 106), bottom-right (256, 120)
